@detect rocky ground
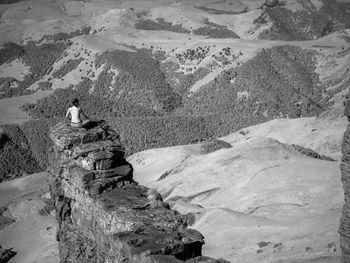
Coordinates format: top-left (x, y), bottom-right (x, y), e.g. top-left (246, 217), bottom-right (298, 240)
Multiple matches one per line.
top-left (128, 113), bottom-right (346, 263)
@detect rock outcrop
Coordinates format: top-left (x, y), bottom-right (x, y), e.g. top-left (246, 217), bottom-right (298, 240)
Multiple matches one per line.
top-left (48, 121), bottom-right (224, 263)
top-left (341, 99), bottom-right (350, 263)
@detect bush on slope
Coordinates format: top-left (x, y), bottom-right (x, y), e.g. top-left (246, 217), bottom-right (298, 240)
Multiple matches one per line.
top-left (193, 18), bottom-right (240, 39)
top-left (255, 0), bottom-right (350, 40)
top-left (135, 18), bottom-right (190, 33)
top-left (0, 141), bottom-right (41, 182)
top-left (200, 139), bottom-right (232, 154)
top-left (0, 41), bottom-right (70, 98)
top-left (20, 119), bottom-right (62, 169)
top-left (108, 116), bottom-right (210, 155)
top-left (21, 85), bottom-right (157, 119)
top-left (2, 124), bottom-right (29, 151)
top-left (180, 45), bottom-right (327, 118)
top-left (95, 49), bottom-right (182, 112)
top-left (39, 26), bottom-right (91, 42)
top-left (0, 124), bottom-right (43, 182)
top-left (0, 119), bottom-right (62, 178)
top-left (107, 112), bottom-right (258, 156)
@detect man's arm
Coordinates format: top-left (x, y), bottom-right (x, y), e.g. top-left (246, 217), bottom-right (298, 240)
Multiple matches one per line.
top-left (66, 108), bottom-right (71, 120)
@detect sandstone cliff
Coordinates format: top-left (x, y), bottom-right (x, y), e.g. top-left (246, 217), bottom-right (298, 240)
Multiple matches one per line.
top-left (47, 121), bottom-right (225, 263)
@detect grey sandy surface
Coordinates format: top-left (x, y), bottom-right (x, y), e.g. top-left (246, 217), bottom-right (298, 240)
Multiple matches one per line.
top-left (0, 173), bottom-right (59, 263)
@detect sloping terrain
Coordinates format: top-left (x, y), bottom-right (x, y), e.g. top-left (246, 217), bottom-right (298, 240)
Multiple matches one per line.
top-left (0, 172), bottom-right (58, 263)
top-left (128, 114), bottom-right (345, 263)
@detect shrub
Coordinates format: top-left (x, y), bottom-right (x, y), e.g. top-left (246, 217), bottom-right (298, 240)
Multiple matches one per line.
top-left (37, 81), bottom-right (52, 90)
top-left (193, 18), bottom-right (239, 38)
top-left (193, 26), bottom-right (239, 38)
top-left (20, 118), bottom-right (62, 169)
top-left (2, 124), bottom-right (29, 150)
top-left (175, 46), bottom-right (211, 62)
top-left (200, 139), bottom-right (232, 154)
top-left (135, 18), bottom-right (190, 33)
top-left (0, 141), bottom-right (41, 182)
top-left (39, 26), bottom-right (92, 42)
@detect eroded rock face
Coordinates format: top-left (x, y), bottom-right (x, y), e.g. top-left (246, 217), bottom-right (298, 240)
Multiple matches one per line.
top-left (291, 144), bottom-right (335, 161)
top-left (341, 101), bottom-right (350, 263)
top-left (48, 122), bottom-right (221, 263)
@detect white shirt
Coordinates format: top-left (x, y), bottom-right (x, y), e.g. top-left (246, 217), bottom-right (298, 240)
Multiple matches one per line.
top-left (66, 106), bottom-right (81, 123)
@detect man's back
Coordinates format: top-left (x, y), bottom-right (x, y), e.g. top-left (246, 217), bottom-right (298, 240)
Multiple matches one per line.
top-left (67, 106), bottom-right (81, 123)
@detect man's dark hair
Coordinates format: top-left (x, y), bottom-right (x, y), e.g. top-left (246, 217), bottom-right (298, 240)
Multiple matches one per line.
top-left (72, 99), bottom-right (79, 107)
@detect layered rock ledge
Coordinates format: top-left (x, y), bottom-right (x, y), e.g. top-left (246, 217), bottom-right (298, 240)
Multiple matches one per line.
top-left (48, 121), bottom-right (225, 263)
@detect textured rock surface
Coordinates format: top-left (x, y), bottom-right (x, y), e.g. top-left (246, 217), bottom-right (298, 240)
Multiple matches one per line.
top-left (0, 206), bottom-right (15, 231)
top-left (291, 144), bottom-right (335, 161)
top-left (48, 121), bottom-right (220, 263)
top-left (341, 98), bottom-right (350, 263)
top-left (0, 245), bottom-right (16, 263)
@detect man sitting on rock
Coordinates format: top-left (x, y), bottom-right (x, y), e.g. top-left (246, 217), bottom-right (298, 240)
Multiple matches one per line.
top-left (66, 98), bottom-right (91, 128)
